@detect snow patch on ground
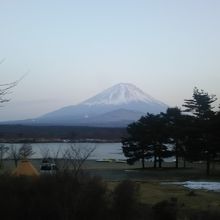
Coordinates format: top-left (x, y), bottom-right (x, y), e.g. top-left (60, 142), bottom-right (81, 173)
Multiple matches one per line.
top-left (162, 181), bottom-right (220, 192)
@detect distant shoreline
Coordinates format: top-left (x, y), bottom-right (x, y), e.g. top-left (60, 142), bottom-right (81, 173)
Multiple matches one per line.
top-left (0, 139), bottom-right (121, 144)
top-left (0, 125), bottom-right (127, 143)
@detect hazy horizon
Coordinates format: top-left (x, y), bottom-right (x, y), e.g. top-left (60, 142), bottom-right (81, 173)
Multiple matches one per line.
top-left (1, 0), bottom-right (220, 121)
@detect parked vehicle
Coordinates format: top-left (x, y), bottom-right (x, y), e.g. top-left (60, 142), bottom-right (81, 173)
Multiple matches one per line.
top-left (40, 158), bottom-right (57, 175)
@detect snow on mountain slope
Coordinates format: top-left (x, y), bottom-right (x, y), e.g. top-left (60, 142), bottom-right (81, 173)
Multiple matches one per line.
top-left (82, 83), bottom-right (164, 106)
top-left (40, 83), bottom-right (167, 118)
top-left (37, 83), bottom-right (168, 124)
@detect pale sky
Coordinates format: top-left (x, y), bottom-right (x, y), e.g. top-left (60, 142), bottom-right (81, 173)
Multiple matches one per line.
top-left (0, 0), bottom-right (220, 121)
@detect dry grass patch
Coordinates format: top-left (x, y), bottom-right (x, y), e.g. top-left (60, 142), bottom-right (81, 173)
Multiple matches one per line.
top-left (139, 181), bottom-right (220, 210)
top-left (108, 180), bottom-right (220, 211)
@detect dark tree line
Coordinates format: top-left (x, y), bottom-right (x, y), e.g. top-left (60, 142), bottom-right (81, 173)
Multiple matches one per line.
top-left (0, 125), bottom-right (126, 142)
top-left (122, 87), bottom-right (220, 175)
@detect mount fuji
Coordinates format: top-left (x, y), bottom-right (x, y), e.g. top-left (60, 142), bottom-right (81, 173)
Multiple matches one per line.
top-left (9, 83), bottom-right (168, 127)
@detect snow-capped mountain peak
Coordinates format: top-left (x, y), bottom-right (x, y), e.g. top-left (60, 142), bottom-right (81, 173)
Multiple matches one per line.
top-left (6, 83), bottom-right (168, 126)
top-left (82, 83), bottom-right (162, 106)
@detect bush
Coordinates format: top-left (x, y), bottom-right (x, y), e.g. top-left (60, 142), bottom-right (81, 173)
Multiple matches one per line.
top-left (152, 198), bottom-right (178, 220)
top-left (0, 174), bottom-right (218, 220)
top-left (0, 173), bottom-right (109, 220)
top-left (113, 180), bottom-right (139, 220)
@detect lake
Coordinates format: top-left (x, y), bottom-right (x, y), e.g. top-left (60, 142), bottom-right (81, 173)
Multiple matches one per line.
top-left (3, 142), bottom-right (126, 160)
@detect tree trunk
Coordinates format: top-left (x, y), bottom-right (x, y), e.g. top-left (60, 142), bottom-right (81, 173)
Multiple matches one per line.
top-left (141, 157), bottom-right (145, 169)
top-left (175, 143), bottom-right (179, 168)
top-left (154, 155), bottom-right (157, 168)
top-left (175, 155), bottom-right (179, 168)
top-left (15, 159), bottom-right (18, 167)
top-left (141, 148), bottom-right (145, 169)
top-left (206, 154), bottom-right (210, 176)
top-left (159, 156), bottom-right (162, 168)
top-left (183, 157), bottom-right (186, 168)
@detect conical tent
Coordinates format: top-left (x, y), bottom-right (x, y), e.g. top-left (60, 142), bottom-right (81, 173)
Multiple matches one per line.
top-left (12, 160), bottom-right (39, 177)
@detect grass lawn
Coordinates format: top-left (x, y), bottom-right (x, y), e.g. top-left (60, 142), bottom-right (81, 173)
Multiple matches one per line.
top-left (139, 181), bottom-right (220, 209)
top-left (3, 158), bottom-right (220, 212)
top-left (108, 179), bottom-right (220, 213)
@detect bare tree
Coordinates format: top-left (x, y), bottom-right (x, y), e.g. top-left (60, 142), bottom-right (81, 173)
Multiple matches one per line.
top-left (0, 144), bottom-right (9, 168)
top-left (0, 81), bottom-right (19, 104)
top-left (62, 144), bottom-right (96, 177)
top-left (8, 144), bottom-right (20, 167)
top-left (39, 146), bottom-right (51, 160)
top-left (51, 146), bottom-right (62, 170)
top-left (0, 74), bottom-right (26, 104)
top-left (8, 144), bottom-right (35, 167)
top-left (0, 60), bottom-right (27, 105)
top-left (19, 143), bottom-right (34, 159)
top-left (39, 145), bottom-right (63, 170)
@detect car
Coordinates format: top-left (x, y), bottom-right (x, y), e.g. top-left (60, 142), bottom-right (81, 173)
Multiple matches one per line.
top-left (40, 160), bottom-right (58, 175)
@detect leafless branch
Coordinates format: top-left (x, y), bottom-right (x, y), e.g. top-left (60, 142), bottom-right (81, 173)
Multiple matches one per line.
top-left (62, 144), bottom-right (96, 177)
top-left (0, 144), bottom-right (9, 168)
top-left (39, 146), bottom-right (51, 160)
top-left (8, 144), bottom-right (20, 167)
top-left (0, 70), bottom-right (28, 105)
top-left (19, 143), bottom-right (34, 159)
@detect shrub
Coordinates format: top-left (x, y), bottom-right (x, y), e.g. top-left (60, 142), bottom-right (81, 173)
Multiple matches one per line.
top-left (152, 198), bottom-right (178, 220)
top-left (113, 180), bottom-right (139, 220)
top-left (0, 173), bottom-right (109, 220)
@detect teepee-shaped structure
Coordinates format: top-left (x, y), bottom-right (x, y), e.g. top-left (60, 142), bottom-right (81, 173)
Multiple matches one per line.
top-left (12, 159), bottom-right (39, 177)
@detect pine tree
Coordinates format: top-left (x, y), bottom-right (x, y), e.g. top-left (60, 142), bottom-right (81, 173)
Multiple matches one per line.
top-left (122, 116), bottom-right (153, 169)
top-left (183, 87), bottom-right (218, 175)
top-left (164, 107), bottom-right (190, 168)
top-left (183, 87), bottom-right (217, 119)
top-left (122, 113), bottom-right (172, 169)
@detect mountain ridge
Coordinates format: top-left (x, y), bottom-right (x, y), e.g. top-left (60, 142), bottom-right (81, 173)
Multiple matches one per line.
top-left (2, 83), bottom-right (168, 127)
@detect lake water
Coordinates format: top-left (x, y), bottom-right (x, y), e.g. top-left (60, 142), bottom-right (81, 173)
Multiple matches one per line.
top-left (4, 142), bottom-right (126, 160)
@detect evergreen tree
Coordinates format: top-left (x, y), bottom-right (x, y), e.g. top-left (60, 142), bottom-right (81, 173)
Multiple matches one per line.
top-left (183, 88), bottom-right (218, 175)
top-left (164, 107), bottom-right (190, 168)
top-left (122, 116), bottom-right (153, 169)
top-left (122, 113), bottom-right (172, 169)
top-left (140, 113), bottom-right (171, 168)
top-left (183, 87), bottom-right (216, 119)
